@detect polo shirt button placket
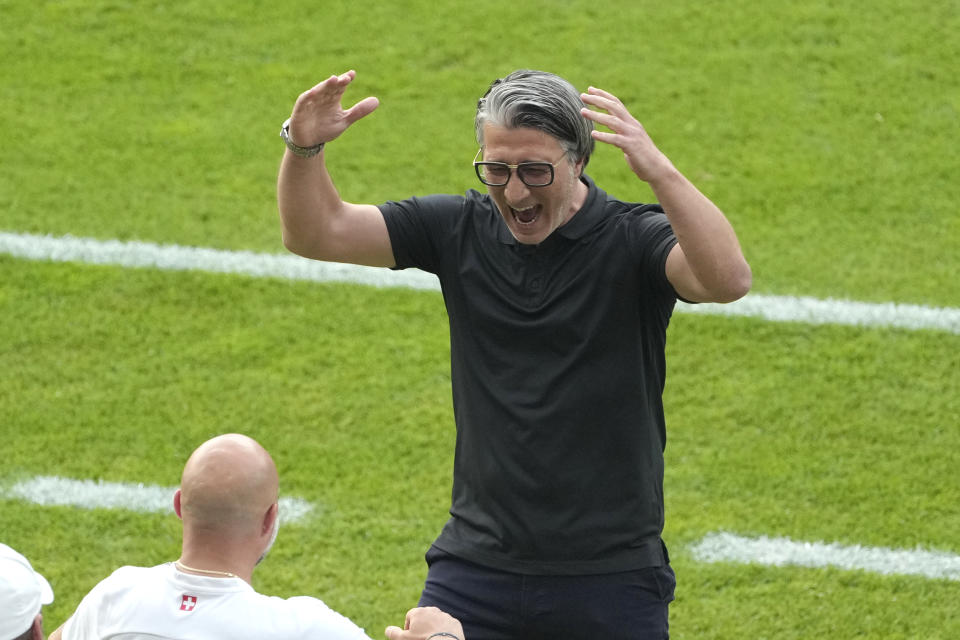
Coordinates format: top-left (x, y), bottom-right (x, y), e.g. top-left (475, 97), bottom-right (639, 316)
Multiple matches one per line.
top-left (526, 251), bottom-right (548, 304)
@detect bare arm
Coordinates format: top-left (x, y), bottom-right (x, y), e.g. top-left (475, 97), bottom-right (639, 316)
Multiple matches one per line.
top-left (580, 87), bottom-right (751, 303)
top-left (48, 622), bottom-right (64, 639)
top-left (277, 70), bottom-right (395, 267)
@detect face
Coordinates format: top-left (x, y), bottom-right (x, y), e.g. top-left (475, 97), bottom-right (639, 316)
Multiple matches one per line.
top-left (481, 123), bottom-right (585, 245)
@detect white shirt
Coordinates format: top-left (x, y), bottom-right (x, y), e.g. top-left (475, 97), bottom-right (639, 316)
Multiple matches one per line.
top-left (62, 563), bottom-right (373, 640)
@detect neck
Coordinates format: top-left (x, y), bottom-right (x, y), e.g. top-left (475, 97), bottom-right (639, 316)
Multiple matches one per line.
top-left (177, 543), bottom-right (254, 583)
top-left (175, 559), bottom-right (237, 579)
top-left (562, 176), bottom-right (590, 226)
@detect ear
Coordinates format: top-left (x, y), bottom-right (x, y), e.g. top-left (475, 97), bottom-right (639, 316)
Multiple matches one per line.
top-left (173, 489), bottom-right (183, 520)
top-left (574, 156), bottom-right (586, 177)
top-left (32, 613), bottom-right (44, 640)
top-left (262, 502), bottom-right (279, 536)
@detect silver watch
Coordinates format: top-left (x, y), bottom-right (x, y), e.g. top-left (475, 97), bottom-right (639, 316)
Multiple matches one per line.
top-left (280, 118), bottom-right (325, 157)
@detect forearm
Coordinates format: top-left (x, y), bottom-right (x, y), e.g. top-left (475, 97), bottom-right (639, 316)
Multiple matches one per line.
top-left (649, 165), bottom-right (751, 302)
top-left (276, 148), bottom-right (394, 266)
top-left (277, 150), bottom-right (342, 258)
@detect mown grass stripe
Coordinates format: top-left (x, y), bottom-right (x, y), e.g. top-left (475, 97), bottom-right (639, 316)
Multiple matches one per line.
top-left (5, 475), bottom-right (314, 524)
top-left (3, 231), bottom-right (958, 334)
top-left (690, 532), bottom-right (960, 582)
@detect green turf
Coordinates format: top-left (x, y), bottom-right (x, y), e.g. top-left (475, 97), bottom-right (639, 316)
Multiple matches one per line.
top-left (2, 0), bottom-right (957, 304)
top-left (3, 256), bottom-right (958, 638)
top-left (2, 0), bottom-right (959, 638)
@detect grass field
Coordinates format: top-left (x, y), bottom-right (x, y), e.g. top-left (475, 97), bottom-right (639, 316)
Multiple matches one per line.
top-left (2, 1), bottom-right (958, 638)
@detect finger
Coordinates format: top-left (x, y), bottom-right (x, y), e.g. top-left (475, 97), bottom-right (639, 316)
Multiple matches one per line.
top-left (303, 70), bottom-right (355, 102)
top-left (579, 91), bottom-right (609, 108)
top-left (580, 107), bottom-right (621, 129)
top-left (344, 96), bottom-right (380, 125)
top-left (296, 73), bottom-right (366, 117)
top-left (331, 69), bottom-right (360, 96)
top-left (586, 86), bottom-right (621, 103)
top-left (384, 625), bottom-right (402, 639)
top-left (591, 129), bottom-right (627, 148)
top-left (296, 75), bottom-right (336, 104)
top-left (581, 93), bottom-right (628, 119)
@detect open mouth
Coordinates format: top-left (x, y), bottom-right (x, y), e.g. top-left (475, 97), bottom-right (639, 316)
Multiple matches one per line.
top-left (511, 204), bottom-right (540, 226)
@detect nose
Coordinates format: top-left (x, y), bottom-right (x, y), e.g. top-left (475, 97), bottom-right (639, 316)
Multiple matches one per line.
top-left (503, 172), bottom-right (531, 203)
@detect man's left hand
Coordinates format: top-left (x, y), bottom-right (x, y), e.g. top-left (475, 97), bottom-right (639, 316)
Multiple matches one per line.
top-left (580, 87), bottom-right (675, 184)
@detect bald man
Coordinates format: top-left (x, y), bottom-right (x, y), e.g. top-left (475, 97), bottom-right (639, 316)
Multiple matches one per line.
top-left (49, 434), bottom-right (464, 640)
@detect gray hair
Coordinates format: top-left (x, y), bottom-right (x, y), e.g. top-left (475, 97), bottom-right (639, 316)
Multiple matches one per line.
top-left (475, 69), bottom-right (594, 171)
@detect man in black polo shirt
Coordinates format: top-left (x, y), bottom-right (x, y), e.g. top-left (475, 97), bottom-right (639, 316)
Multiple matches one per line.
top-left (277, 69), bottom-right (751, 639)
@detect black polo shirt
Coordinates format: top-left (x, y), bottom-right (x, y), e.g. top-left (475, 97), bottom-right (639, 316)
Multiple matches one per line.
top-left (379, 175), bottom-right (679, 575)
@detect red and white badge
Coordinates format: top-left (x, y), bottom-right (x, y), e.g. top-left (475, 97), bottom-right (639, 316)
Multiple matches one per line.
top-left (180, 594), bottom-right (198, 612)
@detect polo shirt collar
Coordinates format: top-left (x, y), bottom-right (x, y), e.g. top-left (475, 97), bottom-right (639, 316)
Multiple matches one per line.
top-left (555, 174), bottom-right (604, 241)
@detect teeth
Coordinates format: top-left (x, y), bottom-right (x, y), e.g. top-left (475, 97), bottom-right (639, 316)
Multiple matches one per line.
top-left (507, 203), bottom-right (539, 227)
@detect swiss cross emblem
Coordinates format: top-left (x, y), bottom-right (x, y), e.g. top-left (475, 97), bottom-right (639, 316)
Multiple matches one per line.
top-left (180, 595), bottom-right (198, 612)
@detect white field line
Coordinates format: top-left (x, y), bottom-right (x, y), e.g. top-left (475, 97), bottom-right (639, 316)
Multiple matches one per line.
top-left (2, 231), bottom-right (959, 335)
top-left (0, 231), bottom-right (439, 290)
top-left (4, 475), bottom-right (314, 524)
top-left (690, 532), bottom-right (960, 582)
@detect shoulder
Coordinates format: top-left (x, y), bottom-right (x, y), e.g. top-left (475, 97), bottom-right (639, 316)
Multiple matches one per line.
top-left (598, 190), bottom-right (670, 238)
top-left (90, 564), bottom-right (157, 591)
top-left (600, 191), bottom-right (665, 221)
top-left (379, 192), bottom-right (470, 217)
top-left (249, 594), bottom-right (371, 639)
top-left (591, 186), bottom-right (676, 287)
top-left (61, 566), bottom-right (159, 639)
top-left (569, 175), bottom-right (667, 239)
top-left (74, 564), bottom-right (171, 611)
top-left (379, 192), bottom-right (476, 241)
top-left (379, 189), bottom-right (500, 271)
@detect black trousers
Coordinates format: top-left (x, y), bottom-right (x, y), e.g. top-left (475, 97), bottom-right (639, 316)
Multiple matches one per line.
top-left (418, 548), bottom-right (676, 640)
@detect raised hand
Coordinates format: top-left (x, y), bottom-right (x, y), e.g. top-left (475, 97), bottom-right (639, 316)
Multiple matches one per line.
top-left (286, 70), bottom-right (380, 149)
top-left (580, 86), bottom-right (675, 184)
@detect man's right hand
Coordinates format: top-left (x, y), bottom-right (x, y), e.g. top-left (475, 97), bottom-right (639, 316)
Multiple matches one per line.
top-left (385, 606), bottom-right (465, 640)
top-left (286, 70), bottom-right (379, 149)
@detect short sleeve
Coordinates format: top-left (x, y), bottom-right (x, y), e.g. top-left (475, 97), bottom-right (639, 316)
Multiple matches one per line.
top-left (623, 205), bottom-right (680, 300)
top-left (379, 194), bottom-right (464, 274)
